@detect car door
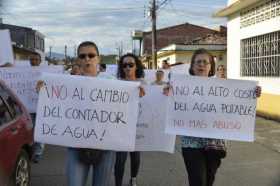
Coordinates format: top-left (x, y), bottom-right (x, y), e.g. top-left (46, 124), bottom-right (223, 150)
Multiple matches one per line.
top-left (0, 86), bottom-right (27, 179)
top-left (0, 95), bottom-right (17, 179)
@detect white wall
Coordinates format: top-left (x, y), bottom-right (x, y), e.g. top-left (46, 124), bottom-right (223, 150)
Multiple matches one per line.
top-left (227, 12), bottom-right (241, 79)
top-left (227, 11), bottom-right (280, 95)
top-left (240, 16), bottom-right (280, 39)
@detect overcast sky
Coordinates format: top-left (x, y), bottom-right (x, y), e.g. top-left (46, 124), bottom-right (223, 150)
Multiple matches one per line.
top-left (0, 0), bottom-right (227, 56)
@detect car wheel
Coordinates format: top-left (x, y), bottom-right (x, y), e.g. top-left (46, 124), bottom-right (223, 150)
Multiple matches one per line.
top-left (12, 150), bottom-right (30, 186)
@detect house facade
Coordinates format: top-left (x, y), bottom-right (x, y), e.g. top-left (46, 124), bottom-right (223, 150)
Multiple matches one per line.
top-left (0, 23), bottom-right (45, 61)
top-left (215, 0), bottom-right (280, 120)
top-left (157, 31), bottom-right (227, 68)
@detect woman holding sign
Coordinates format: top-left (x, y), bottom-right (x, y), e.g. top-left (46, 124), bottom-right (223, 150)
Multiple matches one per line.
top-left (115, 53), bottom-right (145, 186)
top-left (177, 48), bottom-right (262, 186)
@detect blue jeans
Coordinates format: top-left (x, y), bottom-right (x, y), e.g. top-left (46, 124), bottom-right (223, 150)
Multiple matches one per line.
top-left (31, 113), bottom-right (45, 157)
top-left (66, 148), bottom-right (115, 186)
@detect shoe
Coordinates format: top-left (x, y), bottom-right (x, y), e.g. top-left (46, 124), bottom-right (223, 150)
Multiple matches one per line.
top-left (130, 177), bottom-right (137, 186)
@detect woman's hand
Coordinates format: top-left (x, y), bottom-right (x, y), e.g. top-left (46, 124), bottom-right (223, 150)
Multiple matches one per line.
top-left (36, 80), bottom-right (45, 93)
top-left (255, 86), bottom-right (262, 98)
top-left (139, 86), bottom-right (145, 97)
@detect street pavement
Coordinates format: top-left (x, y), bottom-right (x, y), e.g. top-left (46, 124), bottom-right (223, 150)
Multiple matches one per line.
top-left (30, 117), bottom-right (280, 186)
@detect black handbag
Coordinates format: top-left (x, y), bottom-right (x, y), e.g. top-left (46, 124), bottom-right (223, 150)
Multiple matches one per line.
top-left (78, 148), bottom-right (105, 165)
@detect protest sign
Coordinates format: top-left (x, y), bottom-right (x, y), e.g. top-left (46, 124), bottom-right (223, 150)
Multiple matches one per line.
top-left (35, 73), bottom-right (140, 151)
top-left (14, 60), bottom-right (31, 67)
top-left (0, 30), bottom-right (14, 65)
top-left (106, 64), bottom-right (118, 77)
top-left (135, 86), bottom-right (176, 153)
top-left (0, 66), bottom-right (63, 112)
top-left (144, 69), bottom-right (169, 84)
top-left (171, 63), bottom-right (190, 75)
top-left (166, 74), bottom-right (258, 142)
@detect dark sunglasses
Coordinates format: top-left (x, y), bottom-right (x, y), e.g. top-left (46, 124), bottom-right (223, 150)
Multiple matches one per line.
top-left (122, 63), bottom-right (135, 68)
top-left (194, 59), bottom-right (210, 65)
top-left (78, 53), bottom-right (97, 59)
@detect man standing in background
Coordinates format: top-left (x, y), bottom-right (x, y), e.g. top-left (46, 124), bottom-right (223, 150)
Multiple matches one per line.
top-left (29, 54), bottom-right (45, 163)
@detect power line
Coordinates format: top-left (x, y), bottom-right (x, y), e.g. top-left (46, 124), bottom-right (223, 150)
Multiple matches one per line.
top-left (158, 0), bottom-right (170, 9)
top-left (1, 6), bottom-right (145, 16)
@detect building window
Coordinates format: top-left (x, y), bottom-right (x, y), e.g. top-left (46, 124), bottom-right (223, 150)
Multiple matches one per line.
top-left (240, 0), bottom-right (280, 28)
top-left (241, 31), bottom-right (280, 77)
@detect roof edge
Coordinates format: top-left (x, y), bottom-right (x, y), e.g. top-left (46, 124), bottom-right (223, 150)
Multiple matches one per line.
top-left (214, 0), bottom-right (263, 17)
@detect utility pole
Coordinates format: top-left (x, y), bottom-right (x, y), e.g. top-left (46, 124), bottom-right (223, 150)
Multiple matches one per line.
top-left (151, 0), bottom-right (157, 69)
top-left (74, 45), bottom-right (77, 57)
top-left (49, 46), bottom-right (52, 58)
top-left (116, 42), bottom-right (123, 58)
top-left (64, 45), bottom-right (67, 65)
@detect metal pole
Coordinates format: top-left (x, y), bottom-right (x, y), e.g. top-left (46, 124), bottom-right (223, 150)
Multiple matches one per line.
top-left (151, 0), bottom-right (157, 69)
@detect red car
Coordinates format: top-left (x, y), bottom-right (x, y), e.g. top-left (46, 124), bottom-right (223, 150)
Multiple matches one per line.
top-left (0, 81), bottom-right (33, 186)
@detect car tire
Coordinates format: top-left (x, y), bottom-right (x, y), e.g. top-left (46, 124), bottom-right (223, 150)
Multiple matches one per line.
top-left (10, 149), bottom-right (30, 186)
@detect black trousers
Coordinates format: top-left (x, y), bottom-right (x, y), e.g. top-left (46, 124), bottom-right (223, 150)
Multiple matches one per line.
top-left (114, 151), bottom-right (140, 186)
top-left (182, 148), bottom-right (221, 186)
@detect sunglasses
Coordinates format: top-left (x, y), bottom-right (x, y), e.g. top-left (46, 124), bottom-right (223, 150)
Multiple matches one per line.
top-left (122, 63), bottom-right (135, 68)
top-left (78, 53), bottom-right (97, 59)
top-left (194, 60), bottom-right (210, 65)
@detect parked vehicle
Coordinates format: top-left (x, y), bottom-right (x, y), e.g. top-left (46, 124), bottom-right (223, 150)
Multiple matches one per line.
top-left (0, 81), bottom-right (33, 186)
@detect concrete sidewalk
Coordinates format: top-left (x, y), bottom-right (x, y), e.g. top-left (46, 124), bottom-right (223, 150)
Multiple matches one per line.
top-left (31, 117), bottom-right (280, 186)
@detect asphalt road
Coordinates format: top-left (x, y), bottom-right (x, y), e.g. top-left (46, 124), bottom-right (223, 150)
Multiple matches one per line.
top-left (31, 117), bottom-right (280, 186)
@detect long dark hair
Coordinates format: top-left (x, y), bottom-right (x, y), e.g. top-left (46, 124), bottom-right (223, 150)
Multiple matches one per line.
top-left (189, 48), bottom-right (215, 77)
top-left (117, 53), bottom-right (145, 79)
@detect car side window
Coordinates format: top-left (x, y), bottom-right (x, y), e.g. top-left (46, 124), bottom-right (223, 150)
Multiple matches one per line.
top-left (0, 85), bottom-right (23, 119)
top-left (0, 97), bottom-right (12, 127)
top-left (6, 96), bottom-right (22, 118)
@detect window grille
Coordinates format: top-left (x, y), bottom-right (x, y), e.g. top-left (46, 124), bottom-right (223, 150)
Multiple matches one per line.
top-left (240, 0), bottom-right (280, 28)
top-left (241, 31), bottom-right (280, 77)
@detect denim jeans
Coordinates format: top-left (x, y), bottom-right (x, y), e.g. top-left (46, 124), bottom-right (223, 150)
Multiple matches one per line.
top-left (31, 113), bottom-right (45, 157)
top-left (66, 148), bottom-right (115, 186)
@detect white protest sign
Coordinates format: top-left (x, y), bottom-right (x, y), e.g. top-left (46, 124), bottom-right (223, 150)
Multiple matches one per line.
top-left (0, 30), bottom-right (14, 65)
top-left (35, 73), bottom-right (140, 151)
top-left (171, 64), bottom-right (190, 75)
top-left (144, 69), bottom-right (169, 84)
top-left (40, 61), bottom-right (49, 67)
top-left (135, 86), bottom-right (176, 153)
top-left (0, 66), bottom-right (64, 113)
top-left (106, 64), bottom-right (118, 77)
top-left (166, 74), bottom-right (258, 142)
top-left (15, 60), bottom-right (31, 67)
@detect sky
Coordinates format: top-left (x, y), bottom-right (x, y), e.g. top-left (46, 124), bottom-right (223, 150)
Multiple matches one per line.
top-left (0, 0), bottom-right (227, 56)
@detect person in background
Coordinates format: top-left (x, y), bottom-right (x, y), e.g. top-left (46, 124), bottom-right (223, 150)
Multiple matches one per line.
top-left (115, 53), bottom-right (145, 186)
top-left (71, 62), bottom-right (81, 75)
top-left (29, 54), bottom-right (45, 163)
top-left (30, 54), bottom-right (41, 66)
top-left (162, 60), bottom-right (170, 69)
top-left (151, 70), bottom-right (167, 85)
top-left (216, 65), bottom-right (226, 79)
top-left (99, 63), bottom-right (106, 72)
